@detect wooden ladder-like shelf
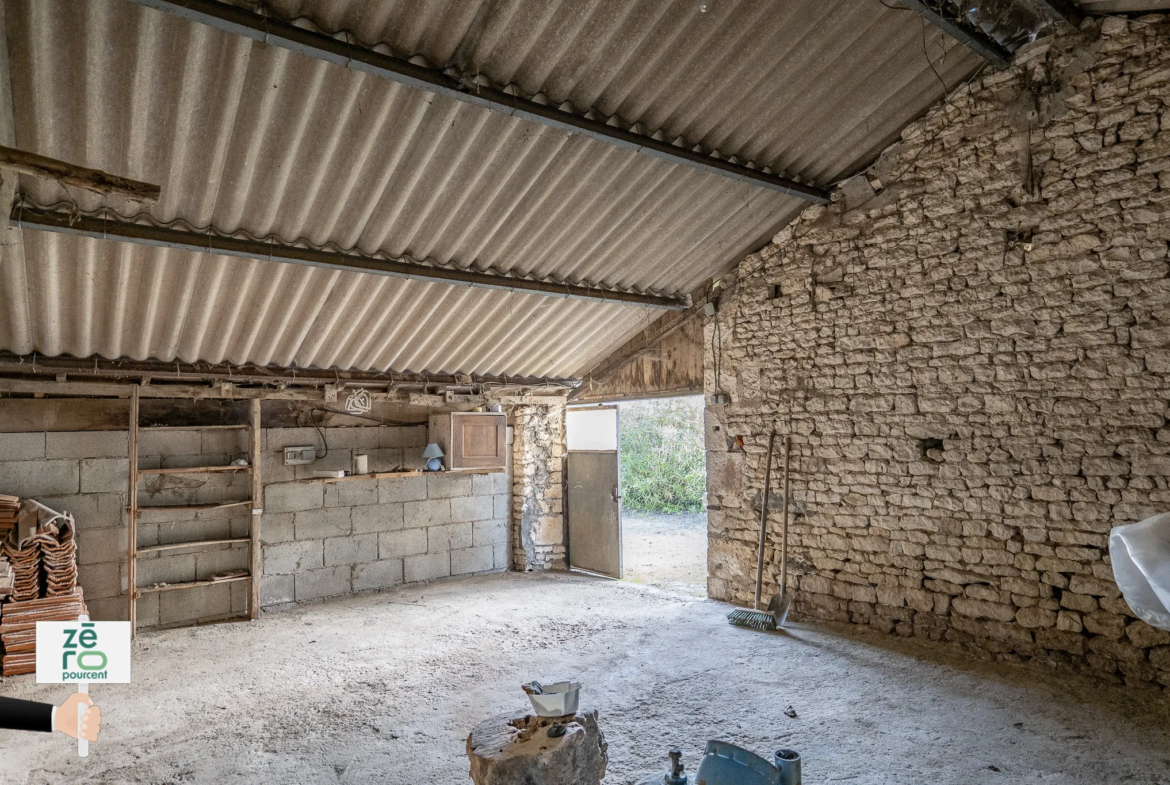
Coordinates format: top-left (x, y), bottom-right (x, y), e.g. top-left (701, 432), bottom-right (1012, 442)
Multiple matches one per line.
top-left (127, 391), bottom-right (263, 636)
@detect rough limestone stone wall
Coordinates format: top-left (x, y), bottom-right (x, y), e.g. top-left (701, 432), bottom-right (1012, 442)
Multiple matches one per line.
top-left (511, 403), bottom-right (566, 571)
top-left (706, 17), bottom-right (1170, 689)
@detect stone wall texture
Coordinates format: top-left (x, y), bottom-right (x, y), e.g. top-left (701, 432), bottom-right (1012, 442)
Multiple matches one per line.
top-left (511, 403), bottom-right (566, 571)
top-left (705, 17), bottom-right (1170, 690)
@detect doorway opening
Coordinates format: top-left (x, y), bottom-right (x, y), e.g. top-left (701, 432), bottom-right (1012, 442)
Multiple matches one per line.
top-left (616, 395), bottom-right (707, 597)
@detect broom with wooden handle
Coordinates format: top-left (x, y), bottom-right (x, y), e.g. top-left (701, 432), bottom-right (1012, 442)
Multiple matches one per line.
top-left (728, 430), bottom-right (790, 631)
top-left (769, 434), bottom-right (793, 627)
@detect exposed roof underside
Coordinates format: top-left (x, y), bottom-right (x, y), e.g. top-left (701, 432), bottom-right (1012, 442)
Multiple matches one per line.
top-left (0, 0), bottom-right (985, 378)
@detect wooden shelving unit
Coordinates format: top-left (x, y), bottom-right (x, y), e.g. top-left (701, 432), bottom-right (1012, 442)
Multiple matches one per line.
top-left (127, 390), bottom-right (263, 636)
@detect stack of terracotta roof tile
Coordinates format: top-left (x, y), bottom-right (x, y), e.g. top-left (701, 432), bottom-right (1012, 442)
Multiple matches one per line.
top-left (2, 531), bottom-right (43, 602)
top-left (41, 517), bottom-right (78, 596)
top-left (0, 588), bottom-right (87, 676)
top-left (0, 494), bottom-right (17, 537)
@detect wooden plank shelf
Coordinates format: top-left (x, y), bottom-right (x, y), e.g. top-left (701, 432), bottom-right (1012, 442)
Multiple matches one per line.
top-left (139, 424), bottom-right (249, 431)
top-left (137, 575), bottom-right (251, 594)
top-left (133, 500), bottom-right (253, 513)
top-left (138, 465), bottom-right (252, 475)
top-left (138, 538), bottom-right (251, 555)
top-left (299, 467), bottom-right (504, 484)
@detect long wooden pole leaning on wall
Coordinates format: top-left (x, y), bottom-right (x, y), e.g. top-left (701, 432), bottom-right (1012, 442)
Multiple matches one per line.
top-left (248, 399), bottom-right (262, 619)
top-left (0, 145), bottom-right (161, 203)
top-left (127, 387), bottom-right (139, 636)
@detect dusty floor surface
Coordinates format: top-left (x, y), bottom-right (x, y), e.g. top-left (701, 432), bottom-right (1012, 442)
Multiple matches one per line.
top-left (621, 511), bottom-right (707, 596)
top-left (2, 571), bottom-right (1169, 784)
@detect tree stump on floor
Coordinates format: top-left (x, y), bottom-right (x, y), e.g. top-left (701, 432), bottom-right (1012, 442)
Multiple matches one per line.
top-left (467, 710), bottom-right (608, 785)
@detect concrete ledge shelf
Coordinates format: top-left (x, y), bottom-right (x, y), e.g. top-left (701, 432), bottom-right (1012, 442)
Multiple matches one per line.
top-left (298, 467), bottom-right (505, 484)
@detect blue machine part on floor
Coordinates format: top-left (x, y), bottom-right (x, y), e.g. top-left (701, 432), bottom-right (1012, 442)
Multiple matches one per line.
top-left (638, 741), bottom-right (801, 785)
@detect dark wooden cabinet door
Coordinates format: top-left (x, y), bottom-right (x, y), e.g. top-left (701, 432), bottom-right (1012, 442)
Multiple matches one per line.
top-left (452, 413), bottom-right (506, 469)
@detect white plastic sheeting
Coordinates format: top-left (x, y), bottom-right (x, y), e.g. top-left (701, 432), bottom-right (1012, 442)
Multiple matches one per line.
top-left (1110, 513), bottom-right (1170, 631)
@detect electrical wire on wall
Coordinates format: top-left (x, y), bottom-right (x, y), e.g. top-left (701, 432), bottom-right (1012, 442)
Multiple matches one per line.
top-left (309, 406), bottom-right (427, 427)
top-left (709, 281), bottom-right (725, 399)
top-left (300, 404), bottom-right (432, 459)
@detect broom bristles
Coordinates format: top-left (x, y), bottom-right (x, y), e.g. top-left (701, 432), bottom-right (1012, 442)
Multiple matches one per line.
top-left (727, 607), bottom-right (778, 631)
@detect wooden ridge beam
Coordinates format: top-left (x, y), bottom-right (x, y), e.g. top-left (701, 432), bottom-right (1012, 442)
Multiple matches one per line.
top-left (569, 283), bottom-right (708, 400)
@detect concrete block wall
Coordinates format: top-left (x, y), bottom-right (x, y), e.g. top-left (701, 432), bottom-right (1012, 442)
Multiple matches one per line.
top-left (705, 19), bottom-right (1170, 690)
top-left (0, 421), bottom-right (511, 627)
top-left (0, 429), bottom-right (130, 622)
top-left (260, 427), bottom-right (511, 606)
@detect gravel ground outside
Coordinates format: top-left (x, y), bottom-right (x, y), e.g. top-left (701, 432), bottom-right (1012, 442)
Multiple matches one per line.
top-left (620, 511), bottom-right (707, 597)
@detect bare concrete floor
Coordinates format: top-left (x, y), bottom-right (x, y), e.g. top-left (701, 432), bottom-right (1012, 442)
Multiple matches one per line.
top-left (2, 572), bottom-right (1169, 784)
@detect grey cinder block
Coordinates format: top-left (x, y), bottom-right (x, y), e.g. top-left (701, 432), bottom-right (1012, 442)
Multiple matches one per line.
top-left (324, 533), bottom-right (379, 566)
top-left (264, 539), bottom-right (324, 575)
top-left (295, 566), bottom-right (352, 601)
top-left (0, 459), bottom-right (80, 497)
top-left (353, 559), bottom-right (404, 592)
top-left (404, 552), bottom-right (449, 583)
top-left (451, 545), bottom-right (494, 575)
top-left (138, 429), bottom-right (199, 457)
top-left (0, 432), bottom-right (46, 461)
top-left (474, 519), bottom-right (508, 548)
top-left (324, 478), bottom-right (378, 508)
top-left (379, 475), bottom-right (427, 504)
top-left (450, 495), bottom-right (494, 523)
top-left (294, 508), bottom-right (352, 540)
top-left (261, 574), bottom-right (295, 607)
top-left (80, 458), bottom-right (129, 494)
top-left (404, 498), bottom-right (450, 528)
top-left (265, 482), bottom-right (325, 513)
top-left (351, 502), bottom-right (405, 534)
top-left (379, 529), bottom-right (427, 559)
top-left (47, 431), bottom-right (128, 459)
top-left (427, 522), bottom-right (473, 553)
top-left (427, 473), bottom-right (473, 499)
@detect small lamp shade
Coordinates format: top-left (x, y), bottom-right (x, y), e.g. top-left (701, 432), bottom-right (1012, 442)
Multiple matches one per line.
top-left (423, 442), bottom-right (444, 471)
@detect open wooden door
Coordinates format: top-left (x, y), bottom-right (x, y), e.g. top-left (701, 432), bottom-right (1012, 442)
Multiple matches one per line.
top-left (566, 405), bottom-right (622, 578)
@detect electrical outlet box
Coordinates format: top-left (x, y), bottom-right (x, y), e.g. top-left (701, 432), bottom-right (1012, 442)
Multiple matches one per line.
top-left (284, 446), bottom-right (316, 465)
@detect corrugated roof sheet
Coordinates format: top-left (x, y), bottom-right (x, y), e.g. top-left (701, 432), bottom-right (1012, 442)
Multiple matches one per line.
top-left (1, 0), bottom-right (985, 377)
top-left (258, 0), bottom-right (986, 182)
top-left (0, 230), bottom-right (658, 377)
